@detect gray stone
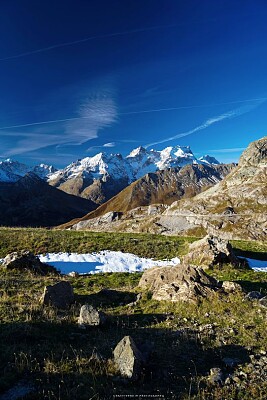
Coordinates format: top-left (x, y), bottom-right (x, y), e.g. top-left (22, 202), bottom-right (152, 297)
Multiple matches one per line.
top-left (113, 336), bottom-right (145, 380)
top-left (139, 264), bottom-right (219, 303)
top-left (222, 281), bottom-right (243, 293)
top-left (209, 367), bottom-right (224, 384)
top-left (1, 250), bottom-right (51, 275)
top-left (78, 304), bottom-right (106, 326)
top-left (183, 235), bottom-right (241, 268)
top-left (41, 281), bottom-right (74, 309)
top-left (246, 291), bottom-right (263, 300)
top-left (259, 296), bottom-right (267, 308)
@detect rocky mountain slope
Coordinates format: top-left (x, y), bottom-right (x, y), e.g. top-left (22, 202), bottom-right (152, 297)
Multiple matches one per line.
top-left (0, 173), bottom-right (96, 227)
top-left (48, 145), bottom-right (220, 204)
top-left (60, 163), bottom-right (234, 229)
top-left (159, 136), bottom-right (267, 240)
top-left (60, 136), bottom-right (266, 241)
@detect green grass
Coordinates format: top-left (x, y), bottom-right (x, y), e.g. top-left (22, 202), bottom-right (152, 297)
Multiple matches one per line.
top-left (0, 228), bottom-right (198, 259)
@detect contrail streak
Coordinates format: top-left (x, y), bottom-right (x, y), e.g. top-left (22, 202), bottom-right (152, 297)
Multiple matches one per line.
top-left (121, 97), bottom-right (267, 115)
top-left (0, 97), bottom-right (265, 131)
top-left (145, 99), bottom-right (266, 148)
top-left (0, 24), bottom-right (176, 61)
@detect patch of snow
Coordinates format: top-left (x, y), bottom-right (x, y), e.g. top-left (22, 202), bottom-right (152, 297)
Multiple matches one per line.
top-left (243, 257), bottom-right (267, 272)
top-left (39, 250), bottom-right (180, 275)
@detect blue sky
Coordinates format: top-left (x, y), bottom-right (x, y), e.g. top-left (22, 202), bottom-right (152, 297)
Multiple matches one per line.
top-left (0, 0), bottom-right (267, 167)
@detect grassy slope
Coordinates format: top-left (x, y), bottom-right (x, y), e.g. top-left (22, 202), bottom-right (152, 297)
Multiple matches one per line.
top-left (0, 229), bottom-right (266, 399)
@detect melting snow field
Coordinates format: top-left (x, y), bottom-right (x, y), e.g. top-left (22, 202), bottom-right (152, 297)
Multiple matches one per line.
top-left (39, 251), bottom-right (181, 275)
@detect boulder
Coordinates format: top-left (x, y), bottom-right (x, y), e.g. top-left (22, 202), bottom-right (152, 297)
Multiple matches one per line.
top-left (259, 296), bottom-right (267, 308)
top-left (183, 235), bottom-right (241, 268)
top-left (113, 336), bottom-right (145, 380)
top-left (1, 250), bottom-right (53, 275)
top-left (222, 281), bottom-right (243, 293)
top-left (41, 281), bottom-right (74, 309)
top-left (138, 264), bottom-right (219, 303)
top-left (78, 304), bottom-right (106, 326)
top-left (245, 291), bottom-right (263, 300)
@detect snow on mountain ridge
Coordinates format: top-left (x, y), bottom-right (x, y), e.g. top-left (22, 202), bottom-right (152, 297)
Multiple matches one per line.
top-left (0, 159), bottom-right (57, 183)
top-left (0, 145), bottom-right (221, 184)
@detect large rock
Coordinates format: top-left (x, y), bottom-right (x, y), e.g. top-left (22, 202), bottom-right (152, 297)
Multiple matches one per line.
top-left (138, 264), bottom-right (219, 303)
top-left (1, 250), bottom-right (53, 274)
top-left (183, 235), bottom-right (240, 268)
top-left (41, 281), bottom-right (74, 309)
top-left (113, 336), bottom-right (145, 380)
top-left (78, 304), bottom-right (106, 326)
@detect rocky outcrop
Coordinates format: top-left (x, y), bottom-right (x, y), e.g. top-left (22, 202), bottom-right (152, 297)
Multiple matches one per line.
top-left (161, 137), bottom-right (267, 240)
top-left (1, 251), bottom-right (54, 275)
top-left (113, 336), bottom-right (145, 380)
top-left (41, 281), bottom-right (74, 309)
top-left (138, 264), bottom-right (219, 303)
top-left (78, 304), bottom-right (106, 326)
top-left (182, 235), bottom-right (241, 268)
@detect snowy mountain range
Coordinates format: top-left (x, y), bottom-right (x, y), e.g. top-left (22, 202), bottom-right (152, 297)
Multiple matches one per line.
top-left (48, 145), bottom-right (220, 184)
top-left (0, 145), bottom-right (220, 184)
top-left (0, 159), bottom-right (56, 183)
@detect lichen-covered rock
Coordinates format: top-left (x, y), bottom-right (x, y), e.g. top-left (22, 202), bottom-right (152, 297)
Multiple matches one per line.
top-left (183, 235), bottom-right (241, 268)
top-left (138, 264), bottom-right (219, 303)
top-left (41, 281), bottom-right (74, 309)
top-left (1, 250), bottom-right (53, 274)
top-left (78, 304), bottom-right (106, 326)
top-left (222, 281), bottom-right (243, 293)
top-left (113, 336), bottom-right (145, 380)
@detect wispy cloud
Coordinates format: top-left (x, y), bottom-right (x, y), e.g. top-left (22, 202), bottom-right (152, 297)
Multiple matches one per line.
top-left (1, 87), bottom-right (117, 157)
top-left (145, 100), bottom-right (266, 148)
top-left (103, 142), bottom-right (115, 147)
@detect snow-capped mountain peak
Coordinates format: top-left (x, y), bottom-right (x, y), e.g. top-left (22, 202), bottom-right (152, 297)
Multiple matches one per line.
top-left (198, 155), bottom-right (220, 165)
top-left (126, 146), bottom-right (147, 158)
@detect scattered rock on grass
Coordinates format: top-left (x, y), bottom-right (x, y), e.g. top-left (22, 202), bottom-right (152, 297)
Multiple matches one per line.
top-left (113, 335), bottom-right (145, 380)
top-left (41, 281), bottom-right (74, 309)
top-left (78, 304), bottom-right (106, 326)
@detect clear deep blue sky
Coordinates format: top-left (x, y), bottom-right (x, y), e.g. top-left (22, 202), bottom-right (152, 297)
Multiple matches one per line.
top-left (0, 0), bottom-right (267, 167)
